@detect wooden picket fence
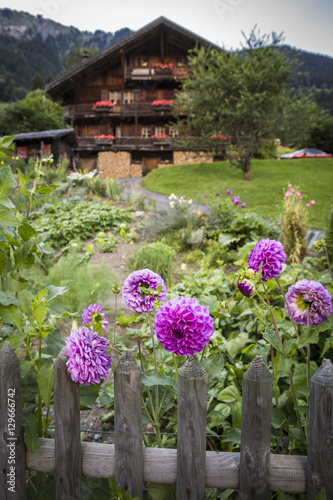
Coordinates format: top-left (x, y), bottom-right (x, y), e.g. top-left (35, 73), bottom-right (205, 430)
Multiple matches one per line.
top-left (0, 341), bottom-right (332, 500)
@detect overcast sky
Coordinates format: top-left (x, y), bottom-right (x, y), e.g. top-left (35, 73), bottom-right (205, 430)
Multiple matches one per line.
top-left (1, 0), bottom-right (333, 57)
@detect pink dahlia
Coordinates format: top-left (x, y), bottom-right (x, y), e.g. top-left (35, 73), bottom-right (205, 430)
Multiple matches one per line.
top-left (247, 238), bottom-right (286, 282)
top-left (153, 296), bottom-right (214, 355)
top-left (285, 279), bottom-right (333, 326)
top-left (65, 326), bottom-right (112, 385)
top-left (82, 304), bottom-right (110, 333)
top-left (122, 268), bottom-right (166, 314)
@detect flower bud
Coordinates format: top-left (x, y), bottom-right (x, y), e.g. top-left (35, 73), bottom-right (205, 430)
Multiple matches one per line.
top-left (238, 279), bottom-right (255, 298)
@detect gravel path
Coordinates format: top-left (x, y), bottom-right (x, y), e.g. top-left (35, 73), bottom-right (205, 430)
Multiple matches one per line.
top-left (119, 177), bottom-right (325, 248)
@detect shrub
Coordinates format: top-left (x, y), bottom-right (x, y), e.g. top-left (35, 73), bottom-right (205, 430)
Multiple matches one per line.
top-left (127, 242), bottom-right (175, 285)
top-left (104, 178), bottom-right (125, 201)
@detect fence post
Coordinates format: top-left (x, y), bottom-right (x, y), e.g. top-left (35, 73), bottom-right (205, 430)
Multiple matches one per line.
top-left (54, 347), bottom-right (81, 500)
top-left (0, 341), bottom-right (27, 500)
top-left (307, 358), bottom-right (333, 499)
top-left (177, 355), bottom-right (207, 500)
top-left (239, 355), bottom-right (273, 499)
top-left (114, 349), bottom-right (143, 499)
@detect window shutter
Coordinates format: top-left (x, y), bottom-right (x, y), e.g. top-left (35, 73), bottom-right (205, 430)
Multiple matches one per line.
top-left (101, 89), bottom-right (109, 101)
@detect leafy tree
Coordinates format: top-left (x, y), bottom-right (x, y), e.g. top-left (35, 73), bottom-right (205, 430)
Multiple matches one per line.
top-left (0, 90), bottom-right (63, 135)
top-left (276, 89), bottom-right (327, 148)
top-left (174, 36), bottom-right (291, 180)
top-left (65, 46), bottom-right (99, 70)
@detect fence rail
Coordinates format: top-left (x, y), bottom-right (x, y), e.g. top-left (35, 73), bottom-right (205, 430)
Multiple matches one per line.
top-left (0, 342), bottom-right (332, 499)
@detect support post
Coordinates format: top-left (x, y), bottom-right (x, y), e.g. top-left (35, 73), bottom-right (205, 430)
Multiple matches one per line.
top-left (239, 356), bottom-right (273, 499)
top-left (54, 347), bottom-right (81, 500)
top-left (0, 342), bottom-right (27, 499)
top-left (114, 350), bottom-right (143, 499)
top-left (177, 355), bottom-right (207, 500)
top-left (307, 359), bottom-right (333, 499)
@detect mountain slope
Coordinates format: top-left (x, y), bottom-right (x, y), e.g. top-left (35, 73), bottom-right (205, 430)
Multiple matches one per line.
top-left (0, 8), bottom-right (132, 101)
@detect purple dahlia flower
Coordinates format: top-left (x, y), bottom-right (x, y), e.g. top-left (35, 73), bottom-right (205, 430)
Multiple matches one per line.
top-left (153, 296), bottom-right (214, 355)
top-left (241, 202), bottom-right (246, 208)
top-left (284, 279), bottom-right (333, 326)
top-left (82, 304), bottom-right (110, 333)
top-left (226, 189), bottom-right (232, 195)
top-left (122, 268), bottom-right (166, 314)
top-left (247, 239), bottom-right (286, 282)
top-left (238, 279), bottom-right (255, 298)
top-left (65, 326), bottom-right (112, 385)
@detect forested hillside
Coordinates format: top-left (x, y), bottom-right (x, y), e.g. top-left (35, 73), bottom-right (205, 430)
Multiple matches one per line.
top-left (0, 8), bottom-right (132, 101)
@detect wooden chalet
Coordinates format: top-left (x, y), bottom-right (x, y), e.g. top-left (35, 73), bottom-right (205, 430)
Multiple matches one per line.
top-left (45, 17), bottom-right (220, 177)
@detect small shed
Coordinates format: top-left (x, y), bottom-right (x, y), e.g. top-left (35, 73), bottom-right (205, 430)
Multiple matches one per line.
top-left (13, 128), bottom-right (77, 165)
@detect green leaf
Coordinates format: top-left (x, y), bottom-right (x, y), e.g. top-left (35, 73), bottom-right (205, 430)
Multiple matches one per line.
top-left (0, 304), bottom-right (23, 331)
top-left (314, 487), bottom-right (327, 500)
top-left (0, 196), bottom-right (15, 209)
top-left (0, 291), bottom-right (20, 306)
top-left (142, 373), bottom-right (177, 391)
top-left (18, 220), bottom-right (36, 242)
top-left (80, 383), bottom-right (101, 407)
top-left (0, 135), bottom-right (15, 149)
top-left (46, 283), bottom-right (70, 302)
top-left (0, 165), bottom-right (17, 197)
top-left (33, 302), bottom-right (47, 327)
top-left (298, 327), bottom-right (320, 348)
top-left (0, 209), bottom-right (21, 227)
top-left (37, 364), bottom-right (53, 407)
top-left (217, 385), bottom-right (241, 403)
top-left (147, 482), bottom-right (176, 500)
top-left (271, 407), bottom-right (286, 429)
top-left (36, 183), bottom-right (58, 194)
top-left (277, 489), bottom-right (294, 500)
top-left (5, 276), bottom-right (28, 292)
top-left (22, 413), bottom-right (42, 454)
top-left (262, 328), bottom-right (283, 353)
top-left (17, 169), bottom-right (31, 195)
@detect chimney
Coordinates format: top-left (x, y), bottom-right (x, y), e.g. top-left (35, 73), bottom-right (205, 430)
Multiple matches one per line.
top-left (82, 50), bottom-right (89, 63)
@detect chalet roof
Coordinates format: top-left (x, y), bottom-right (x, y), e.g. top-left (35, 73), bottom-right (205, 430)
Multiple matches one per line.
top-left (45, 16), bottom-right (222, 100)
top-left (14, 128), bottom-right (76, 145)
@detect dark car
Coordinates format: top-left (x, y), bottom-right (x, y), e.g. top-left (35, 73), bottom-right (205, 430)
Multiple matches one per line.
top-left (280, 148), bottom-right (333, 159)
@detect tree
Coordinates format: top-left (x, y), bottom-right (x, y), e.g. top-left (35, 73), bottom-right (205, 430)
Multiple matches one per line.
top-left (174, 40), bottom-right (291, 180)
top-left (30, 73), bottom-right (45, 91)
top-left (0, 90), bottom-right (63, 135)
top-left (65, 47), bottom-right (99, 70)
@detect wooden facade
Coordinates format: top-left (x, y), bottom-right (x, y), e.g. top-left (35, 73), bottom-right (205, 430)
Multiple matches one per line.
top-left (45, 17), bottom-right (219, 176)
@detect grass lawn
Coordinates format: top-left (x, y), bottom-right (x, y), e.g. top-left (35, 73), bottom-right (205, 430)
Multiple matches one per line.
top-left (142, 158), bottom-right (333, 230)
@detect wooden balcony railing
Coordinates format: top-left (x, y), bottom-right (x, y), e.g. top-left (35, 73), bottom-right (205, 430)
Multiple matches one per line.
top-left (75, 136), bottom-right (178, 150)
top-left (63, 102), bottom-right (174, 119)
top-left (124, 65), bottom-right (190, 81)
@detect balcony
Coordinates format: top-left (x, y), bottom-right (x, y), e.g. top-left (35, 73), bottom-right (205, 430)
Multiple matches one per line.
top-left (75, 136), bottom-right (179, 152)
top-left (124, 65), bottom-right (190, 81)
top-left (63, 102), bottom-right (174, 120)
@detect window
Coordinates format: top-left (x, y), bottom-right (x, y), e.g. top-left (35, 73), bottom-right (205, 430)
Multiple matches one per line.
top-left (155, 125), bottom-right (165, 136)
top-left (169, 126), bottom-right (179, 138)
top-left (135, 56), bottom-right (148, 67)
top-left (115, 126), bottom-right (122, 138)
top-left (141, 126), bottom-right (151, 138)
top-left (124, 91), bottom-right (134, 104)
top-left (109, 91), bottom-right (121, 104)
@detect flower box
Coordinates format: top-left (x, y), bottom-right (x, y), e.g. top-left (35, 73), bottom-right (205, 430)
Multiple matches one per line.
top-left (92, 101), bottom-right (115, 111)
top-left (94, 134), bottom-right (114, 144)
